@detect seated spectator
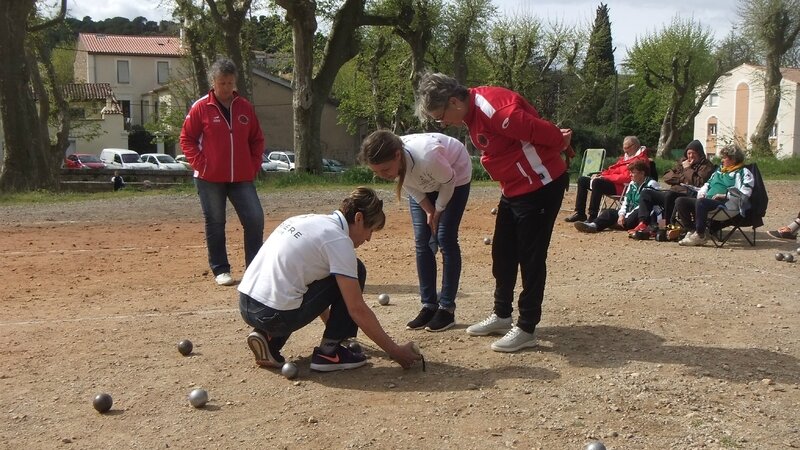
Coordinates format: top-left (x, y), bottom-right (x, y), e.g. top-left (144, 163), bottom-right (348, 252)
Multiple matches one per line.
top-left (674, 145), bottom-right (753, 247)
top-left (111, 171), bottom-right (125, 191)
top-left (574, 160), bottom-right (659, 233)
top-left (629, 139), bottom-right (715, 237)
top-left (768, 211), bottom-right (800, 240)
top-left (565, 136), bottom-right (650, 223)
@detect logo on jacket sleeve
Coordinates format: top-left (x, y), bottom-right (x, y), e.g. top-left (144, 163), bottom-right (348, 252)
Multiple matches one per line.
top-left (238, 114), bottom-right (249, 125)
top-left (476, 134), bottom-right (489, 148)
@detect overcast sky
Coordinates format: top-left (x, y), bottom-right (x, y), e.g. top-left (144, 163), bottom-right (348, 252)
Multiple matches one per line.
top-left (62, 0), bottom-right (741, 59)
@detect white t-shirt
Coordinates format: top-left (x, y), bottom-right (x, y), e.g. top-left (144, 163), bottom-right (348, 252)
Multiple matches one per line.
top-left (238, 210), bottom-right (358, 311)
top-left (400, 133), bottom-right (472, 212)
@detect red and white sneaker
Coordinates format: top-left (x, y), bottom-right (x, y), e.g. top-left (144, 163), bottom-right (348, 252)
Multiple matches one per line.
top-left (628, 221), bottom-right (649, 235)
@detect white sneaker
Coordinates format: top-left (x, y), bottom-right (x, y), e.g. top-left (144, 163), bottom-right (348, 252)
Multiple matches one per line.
top-left (466, 313), bottom-right (512, 336)
top-left (215, 272), bottom-right (235, 286)
top-left (679, 231), bottom-right (707, 247)
top-left (490, 326), bottom-right (537, 352)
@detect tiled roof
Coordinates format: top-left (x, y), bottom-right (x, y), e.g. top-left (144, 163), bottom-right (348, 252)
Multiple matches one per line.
top-left (61, 83), bottom-right (114, 101)
top-left (78, 33), bottom-right (183, 57)
top-left (742, 63), bottom-right (800, 85)
top-left (781, 68), bottom-right (800, 84)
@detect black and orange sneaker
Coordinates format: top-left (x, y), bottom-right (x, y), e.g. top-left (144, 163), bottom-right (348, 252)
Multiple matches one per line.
top-left (247, 331), bottom-right (286, 368)
top-left (310, 345), bottom-right (367, 372)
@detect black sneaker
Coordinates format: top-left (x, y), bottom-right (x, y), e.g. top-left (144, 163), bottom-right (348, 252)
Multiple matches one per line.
top-left (310, 345), bottom-right (368, 372)
top-left (406, 307), bottom-right (437, 330)
top-left (574, 221), bottom-right (598, 233)
top-left (425, 309), bottom-right (455, 332)
top-left (564, 212), bottom-right (588, 222)
top-left (247, 331), bottom-right (286, 368)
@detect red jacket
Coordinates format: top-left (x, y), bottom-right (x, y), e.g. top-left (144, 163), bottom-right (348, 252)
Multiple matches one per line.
top-left (180, 90), bottom-right (264, 183)
top-left (600, 147), bottom-right (650, 195)
top-left (465, 86), bottom-right (567, 198)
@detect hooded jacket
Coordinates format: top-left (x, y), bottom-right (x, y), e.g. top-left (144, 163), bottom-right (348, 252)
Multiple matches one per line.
top-left (662, 141), bottom-right (715, 194)
top-left (180, 90), bottom-right (264, 183)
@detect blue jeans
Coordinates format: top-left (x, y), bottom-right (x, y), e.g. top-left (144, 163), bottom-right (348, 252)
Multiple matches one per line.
top-left (195, 178), bottom-right (264, 275)
top-left (239, 260), bottom-right (366, 341)
top-left (408, 183), bottom-right (470, 310)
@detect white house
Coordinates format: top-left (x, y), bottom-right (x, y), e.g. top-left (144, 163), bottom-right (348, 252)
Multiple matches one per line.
top-left (74, 33), bottom-right (187, 130)
top-left (694, 63), bottom-right (800, 158)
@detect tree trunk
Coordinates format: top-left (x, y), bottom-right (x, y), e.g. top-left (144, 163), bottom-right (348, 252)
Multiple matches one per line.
top-left (205, 0), bottom-right (252, 100)
top-left (278, 0), bottom-right (401, 173)
top-left (0, 1), bottom-right (52, 192)
top-left (750, 57), bottom-right (781, 157)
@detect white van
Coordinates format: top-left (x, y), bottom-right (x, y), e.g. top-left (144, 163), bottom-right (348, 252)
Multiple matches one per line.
top-left (100, 148), bottom-right (156, 170)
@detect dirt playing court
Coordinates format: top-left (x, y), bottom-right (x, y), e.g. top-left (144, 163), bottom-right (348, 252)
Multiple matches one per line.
top-left (1, 181), bottom-right (798, 449)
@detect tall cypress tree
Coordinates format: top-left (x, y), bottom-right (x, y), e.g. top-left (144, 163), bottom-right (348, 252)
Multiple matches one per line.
top-left (577, 3), bottom-right (616, 128)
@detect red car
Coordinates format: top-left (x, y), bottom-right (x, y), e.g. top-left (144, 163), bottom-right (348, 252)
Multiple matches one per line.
top-left (64, 153), bottom-right (106, 169)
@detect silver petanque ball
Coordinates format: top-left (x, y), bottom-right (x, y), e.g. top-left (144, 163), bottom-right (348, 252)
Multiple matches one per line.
top-left (188, 388), bottom-right (208, 408)
top-left (785, 253), bottom-right (795, 263)
top-left (776, 252), bottom-right (785, 261)
top-left (584, 441), bottom-right (607, 450)
top-left (491, 207), bottom-right (498, 215)
top-left (483, 237), bottom-right (492, 245)
top-left (281, 362), bottom-right (299, 379)
top-left (378, 293), bottom-right (390, 305)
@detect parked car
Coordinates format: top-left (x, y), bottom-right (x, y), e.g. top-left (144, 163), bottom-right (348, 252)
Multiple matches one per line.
top-left (265, 151), bottom-right (295, 171)
top-left (174, 154), bottom-right (193, 170)
top-left (322, 158), bottom-right (346, 173)
top-left (261, 153), bottom-right (279, 172)
top-left (64, 153), bottom-right (106, 170)
top-left (99, 148), bottom-right (156, 170)
top-left (140, 153), bottom-right (188, 170)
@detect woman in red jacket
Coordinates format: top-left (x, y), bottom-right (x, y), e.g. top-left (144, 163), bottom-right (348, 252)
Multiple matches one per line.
top-left (415, 72), bottom-right (569, 353)
top-left (180, 59), bottom-right (265, 286)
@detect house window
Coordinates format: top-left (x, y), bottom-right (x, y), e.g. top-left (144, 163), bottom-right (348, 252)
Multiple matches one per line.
top-left (117, 60), bottom-right (130, 84)
top-left (707, 92), bottom-right (719, 107)
top-left (770, 123), bottom-right (778, 138)
top-left (708, 123), bottom-right (717, 136)
top-left (157, 61), bottom-right (169, 85)
top-left (69, 108), bottom-right (86, 120)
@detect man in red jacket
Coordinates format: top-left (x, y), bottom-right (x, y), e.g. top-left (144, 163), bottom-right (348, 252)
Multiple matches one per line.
top-left (180, 58), bottom-right (265, 286)
top-left (565, 136), bottom-right (649, 223)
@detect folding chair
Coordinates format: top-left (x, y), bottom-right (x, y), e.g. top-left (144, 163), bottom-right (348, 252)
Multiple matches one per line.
top-left (579, 148), bottom-right (606, 178)
top-left (707, 163), bottom-right (768, 247)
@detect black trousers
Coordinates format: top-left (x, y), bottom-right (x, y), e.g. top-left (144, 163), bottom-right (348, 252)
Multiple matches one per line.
top-left (239, 259), bottom-right (366, 343)
top-left (593, 208), bottom-right (639, 231)
top-left (492, 173), bottom-right (568, 333)
top-left (574, 176), bottom-right (617, 218)
top-left (638, 189), bottom-right (686, 224)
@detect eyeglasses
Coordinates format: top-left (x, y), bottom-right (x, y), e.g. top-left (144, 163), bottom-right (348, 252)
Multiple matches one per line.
top-left (430, 102), bottom-right (450, 128)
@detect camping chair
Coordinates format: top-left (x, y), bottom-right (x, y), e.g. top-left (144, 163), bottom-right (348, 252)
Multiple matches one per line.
top-left (579, 148), bottom-right (606, 178)
top-left (707, 163), bottom-right (768, 248)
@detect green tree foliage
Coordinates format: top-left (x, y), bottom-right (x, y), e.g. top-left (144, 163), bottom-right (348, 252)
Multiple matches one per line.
top-left (576, 3), bottom-right (615, 127)
top-left (626, 17), bottom-right (724, 156)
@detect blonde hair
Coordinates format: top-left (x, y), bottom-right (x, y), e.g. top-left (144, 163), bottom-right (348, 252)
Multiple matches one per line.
top-left (414, 72), bottom-right (469, 123)
top-left (359, 130), bottom-right (407, 200)
top-left (339, 187), bottom-right (386, 231)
